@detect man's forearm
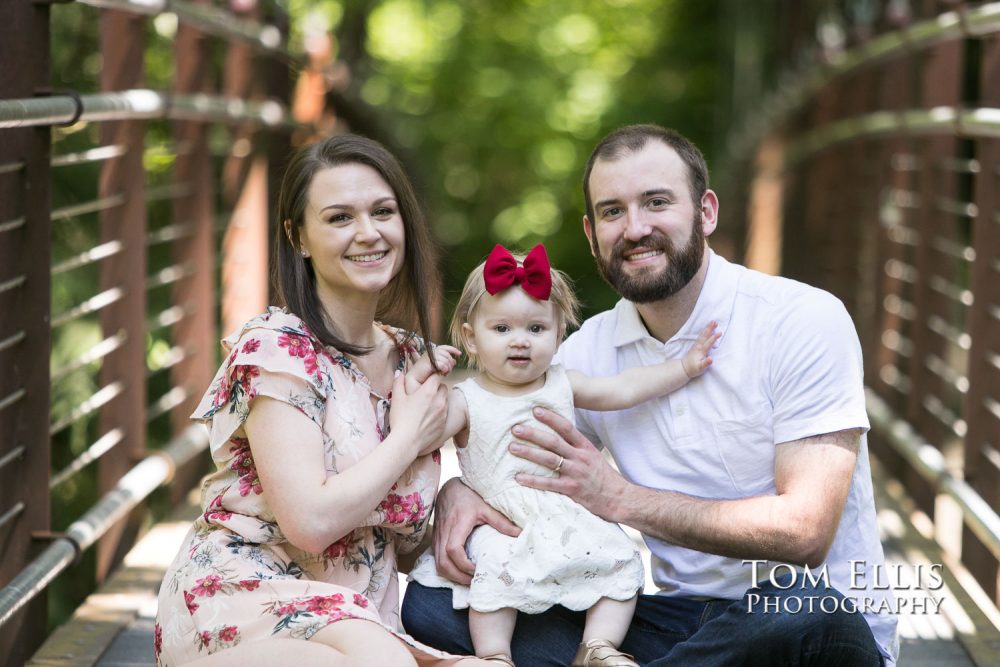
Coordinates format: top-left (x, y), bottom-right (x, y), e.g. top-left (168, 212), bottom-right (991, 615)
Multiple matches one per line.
top-left (612, 483), bottom-right (828, 567)
top-left (608, 432), bottom-right (861, 568)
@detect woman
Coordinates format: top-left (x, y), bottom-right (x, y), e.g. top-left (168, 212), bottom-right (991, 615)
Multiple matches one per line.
top-left (155, 135), bottom-right (488, 666)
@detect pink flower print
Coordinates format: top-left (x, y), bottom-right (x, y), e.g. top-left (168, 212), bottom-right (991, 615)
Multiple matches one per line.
top-left (278, 332), bottom-right (320, 379)
top-left (184, 590), bottom-right (200, 614)
top-left (199, 631), bottom-right (212, 648)
top-left (238, 579), bottom-right (260, 591)
top-left (278, 333), bottom-right (311, 358)
top-left (231, 365), bottom-right (260, 395)
top-left (229, 439), bottom-right (263, 496)
top-left (238, 473), bottom-right (262, 497)
top-left (352, 593), bottom-right (369, 609)
top-left (229, 439), bottom-right (252, 470)
top-left (203, 494), bottom-right (233, 522)
top-left (275, 602), bottom-right (298, 616)
top-left (193, 574), bottom-right (223, 597)
top-left (241, 338), bottom-right (261, 354)
top-left (302, 351), bottom-right (319, 377)
top-left (306, 594), bottom-right (345, 615)
top-left (323, 532), bottom-right (356, 560)
top-left (153, 622), bottom-right (163, 657)
top-left (211, 380), bottom-right (230, 408)
top-left (432, 449), bottom-right (441, 465)
top-left (218, 625), bottom-right (239, 643)
top-left (379, 493), bottom-right (407, 524)
top-left (400, 492), bottom-right (426, 522)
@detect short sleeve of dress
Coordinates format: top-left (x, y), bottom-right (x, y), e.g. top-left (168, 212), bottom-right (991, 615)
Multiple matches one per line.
top-left (191, 309), bottom-right (334, 458)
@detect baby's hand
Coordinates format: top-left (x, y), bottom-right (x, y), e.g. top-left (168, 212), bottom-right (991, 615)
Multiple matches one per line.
top-left (682, 321), bottom-right (721, 379)
top-left (405, 345), bottom-right (461, 394)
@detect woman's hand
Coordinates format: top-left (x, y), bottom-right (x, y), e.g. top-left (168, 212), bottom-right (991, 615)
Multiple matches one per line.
top-left (432, 478), bottom-right (521, 585)
top-left (388, 372), bottom-right (450, 458)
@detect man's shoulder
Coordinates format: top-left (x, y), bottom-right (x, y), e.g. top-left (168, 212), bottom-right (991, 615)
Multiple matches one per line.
top-left (728, 265), bottom-right (857, 354)
top-left (564, 303), bottom-right (622, 346)
top-left (735, 265), bottom-right (846, 315)
top-left (558, 303), bottom-right (624, 371)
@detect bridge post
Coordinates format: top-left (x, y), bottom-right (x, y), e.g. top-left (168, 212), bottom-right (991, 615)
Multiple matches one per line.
top-left (966, 33), bottom-right (1000, 607)
top-left (0, 3), bottom-right (52, 665)
top-left (220, 3), bottom-right (269, 338)
top-left (905, 39), bottom-right (965, 525)
top-left (96, 8), bottom-right (149, 583)
top-left (170, 5), bottom-right (217, 505)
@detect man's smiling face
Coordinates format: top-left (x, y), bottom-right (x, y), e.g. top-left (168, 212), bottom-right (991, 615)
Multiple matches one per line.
top-left (584, 141), bottom-right (707, 303)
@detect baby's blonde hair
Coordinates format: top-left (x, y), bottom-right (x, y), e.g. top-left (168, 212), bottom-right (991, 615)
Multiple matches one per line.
top-left (449, 249), bottom-right (581, 369)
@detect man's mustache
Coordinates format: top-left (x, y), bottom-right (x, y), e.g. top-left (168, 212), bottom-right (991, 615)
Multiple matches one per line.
top-left (609, 232), bottom-right (674, 261)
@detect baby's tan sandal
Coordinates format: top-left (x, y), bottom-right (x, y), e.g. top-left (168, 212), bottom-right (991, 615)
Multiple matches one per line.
top-left (570, 639), bottom-right (639, 667)
top-left (480, 654), bottom-right (516, 667)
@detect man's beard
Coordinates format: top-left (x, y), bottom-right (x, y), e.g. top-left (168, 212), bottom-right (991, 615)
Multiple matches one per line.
top-left (594, 214), bottom-right (705, 304)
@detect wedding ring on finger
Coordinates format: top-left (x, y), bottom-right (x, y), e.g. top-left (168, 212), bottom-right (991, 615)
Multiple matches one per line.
top-left (553, 455), bottom-right (565, 474)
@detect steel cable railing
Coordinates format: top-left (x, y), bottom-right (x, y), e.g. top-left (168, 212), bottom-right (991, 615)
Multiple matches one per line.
top-left (0, 425), bottom-right (210, 629)
top-left (0, 90), bottom-right (292, 130)
top-left (0, 0), bottom-right (310, 656)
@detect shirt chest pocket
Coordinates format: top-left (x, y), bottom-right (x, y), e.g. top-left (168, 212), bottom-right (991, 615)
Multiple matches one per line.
top-left (712, 405), bottom-right (775, 495)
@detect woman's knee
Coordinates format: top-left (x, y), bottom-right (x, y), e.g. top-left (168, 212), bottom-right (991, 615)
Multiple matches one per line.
top-left (312, 619), bottom-right (418, 667)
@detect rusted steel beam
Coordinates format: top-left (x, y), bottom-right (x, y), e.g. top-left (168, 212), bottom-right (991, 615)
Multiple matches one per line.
top-left (96, 8), bottom-right (148, 583)
top-left (266, 7), bottom-right (293, 306)
top-left (169, 1), bottom-right (216, 504)
top-left (965, 32), bottom-right (1000, 607)
top-left (221, 2), bottom-right (269, 338)
top-left (870, 52), bottom-right (920, 485)
top-left (0, 2), bottom-right (51, 665)
top-left (904, 39), bottom-right (965, 521)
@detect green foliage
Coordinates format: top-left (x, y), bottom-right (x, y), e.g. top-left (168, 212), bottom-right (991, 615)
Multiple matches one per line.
top-left (324, 0), bottom-right (726, 318)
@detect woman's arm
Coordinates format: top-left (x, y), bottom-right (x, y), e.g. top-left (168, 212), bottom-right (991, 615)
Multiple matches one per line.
top-left (245, 372), bottom-right (449, 554)
top-left (570, 320), bottom-right (719, 411)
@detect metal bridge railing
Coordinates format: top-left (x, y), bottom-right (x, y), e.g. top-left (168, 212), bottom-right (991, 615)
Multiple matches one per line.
top-left (0, 1), bottom-right (333, 664)
top-left (725, 0), bottom-right (1000, 620)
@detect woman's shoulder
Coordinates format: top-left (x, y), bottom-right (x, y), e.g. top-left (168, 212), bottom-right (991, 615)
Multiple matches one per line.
top-left (215, 307), bottom-right (339, 389)
top-left (222, 307), bottom-right (314, 351)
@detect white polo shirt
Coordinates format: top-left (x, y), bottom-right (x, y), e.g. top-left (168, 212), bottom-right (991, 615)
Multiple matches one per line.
top-left (555, 251), bottom-right (898, 663)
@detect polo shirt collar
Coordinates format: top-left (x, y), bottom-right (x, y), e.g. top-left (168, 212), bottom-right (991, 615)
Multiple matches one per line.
top-left (611, 250), bottom-right (740, 349)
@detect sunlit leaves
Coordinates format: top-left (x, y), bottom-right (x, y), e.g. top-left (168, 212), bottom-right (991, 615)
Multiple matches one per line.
top-left (310, 0), bottom-right (722, 314)
top-left (367, 0), bottom-right (462, 65)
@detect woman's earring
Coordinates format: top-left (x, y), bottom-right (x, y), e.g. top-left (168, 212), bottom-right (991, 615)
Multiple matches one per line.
top-left (301, 250), bottom-right (310, 258)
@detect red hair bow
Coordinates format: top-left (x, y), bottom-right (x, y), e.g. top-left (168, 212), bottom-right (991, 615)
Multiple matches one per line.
top-left (483, 244), bottom-right (552, 300)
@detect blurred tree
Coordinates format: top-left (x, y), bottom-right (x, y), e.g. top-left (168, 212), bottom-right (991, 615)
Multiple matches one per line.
top-left (299, 0), bottom-right (727, 319)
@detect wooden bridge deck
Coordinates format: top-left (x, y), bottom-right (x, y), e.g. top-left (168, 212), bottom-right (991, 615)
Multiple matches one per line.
top-left (25, 450), bottom-right (1000, 667)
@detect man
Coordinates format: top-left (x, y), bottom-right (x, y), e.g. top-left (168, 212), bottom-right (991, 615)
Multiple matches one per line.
top-left (402, 125), bottom-right (897, 666)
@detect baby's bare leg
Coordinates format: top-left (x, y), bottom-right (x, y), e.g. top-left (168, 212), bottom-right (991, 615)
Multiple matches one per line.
top-left (582, 595), bottom-right (637, 646)
top-left (469, 607), bottom-right (517, 658)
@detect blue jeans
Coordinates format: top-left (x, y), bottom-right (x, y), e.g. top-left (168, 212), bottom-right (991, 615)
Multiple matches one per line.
top-left (401, 576), bottom-right (884, 666)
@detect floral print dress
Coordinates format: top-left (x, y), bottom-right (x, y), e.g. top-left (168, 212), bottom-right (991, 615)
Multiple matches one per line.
top-left (155, 308), bottom-right (451, 665)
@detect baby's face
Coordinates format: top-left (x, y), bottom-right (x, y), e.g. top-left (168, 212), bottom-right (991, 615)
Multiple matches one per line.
top-left (463, 288), bottom-right (561, 393)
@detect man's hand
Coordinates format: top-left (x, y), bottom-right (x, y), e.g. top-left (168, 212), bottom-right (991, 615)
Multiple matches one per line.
top-left (508, 407), bottom-right (631, 522)
top-left (432, 477), bottom-right (520, 585)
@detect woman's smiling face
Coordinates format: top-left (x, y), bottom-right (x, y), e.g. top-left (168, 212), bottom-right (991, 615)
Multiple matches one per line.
top-left (298, 163), bottom-right (406, 306)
